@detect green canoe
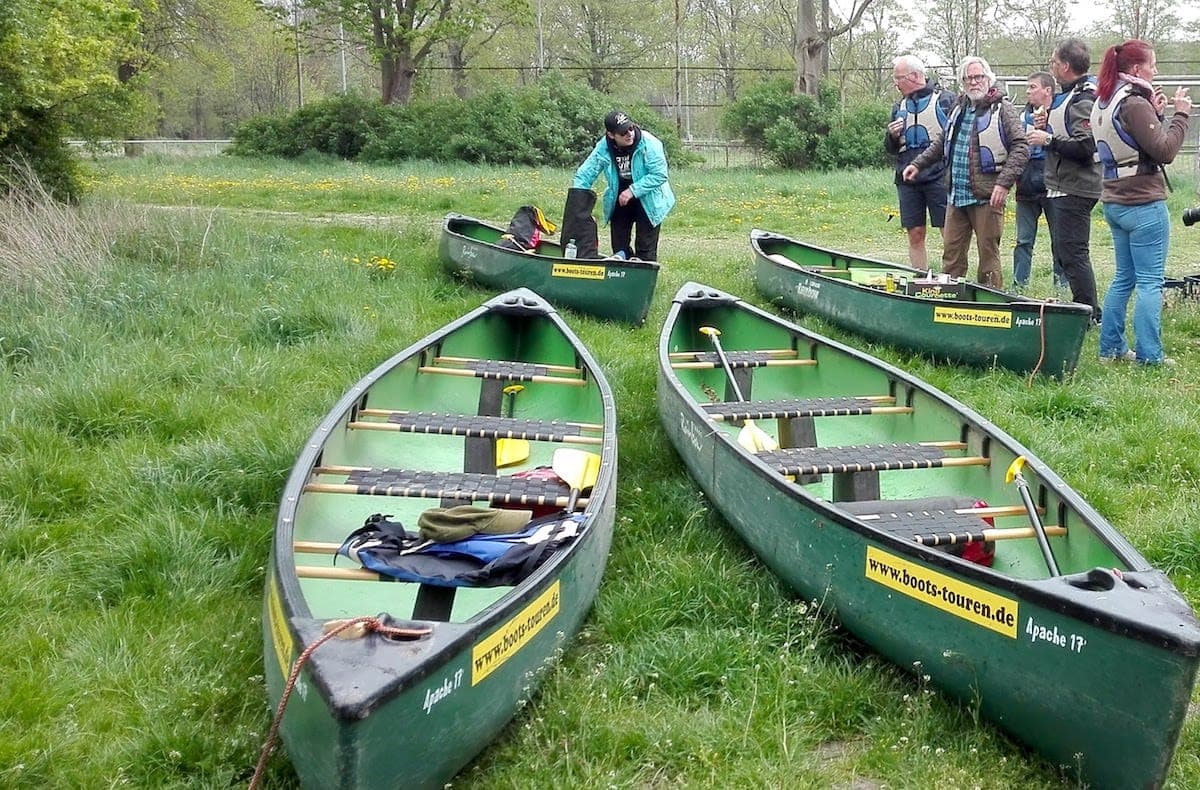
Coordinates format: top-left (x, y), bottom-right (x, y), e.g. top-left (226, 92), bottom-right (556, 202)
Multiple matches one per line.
top-left (439, 212), bottom-right (660, 325)
top-left (751, 229), bottom-right (1093, 377)
top-left (263, 289), bottom-right (617, 789)
top-left (658, 282), bottom-right (1199, 788)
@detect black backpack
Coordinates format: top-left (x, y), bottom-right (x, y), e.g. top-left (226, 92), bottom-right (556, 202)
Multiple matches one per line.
top-left (498, 205), bottom-right (556, 252)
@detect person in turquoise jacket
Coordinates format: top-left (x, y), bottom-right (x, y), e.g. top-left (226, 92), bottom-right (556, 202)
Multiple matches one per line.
top-left (572, 110), bottom-right (675, 262)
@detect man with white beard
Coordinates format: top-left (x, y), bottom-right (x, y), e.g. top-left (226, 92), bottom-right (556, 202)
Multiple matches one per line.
top-left (902, 56), bottom-right (1029, 289)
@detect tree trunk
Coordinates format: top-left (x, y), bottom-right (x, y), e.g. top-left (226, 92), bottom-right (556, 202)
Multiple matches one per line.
top-left (381, 52), bottom-right (417, 104)
top-left (791, 0), bottom-right (822, 96)
top-left (448, 40), bottom-right (467, 99)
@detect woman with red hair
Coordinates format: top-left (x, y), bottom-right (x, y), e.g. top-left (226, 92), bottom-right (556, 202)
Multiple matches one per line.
top-left (1090, 39), bottom-right (1192, 366)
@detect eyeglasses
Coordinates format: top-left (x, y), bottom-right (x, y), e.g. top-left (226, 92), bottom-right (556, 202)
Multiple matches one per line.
top-left (892, 71), bottom-right (918, 83)
top-left (963, 74), bottom-right (989, 83)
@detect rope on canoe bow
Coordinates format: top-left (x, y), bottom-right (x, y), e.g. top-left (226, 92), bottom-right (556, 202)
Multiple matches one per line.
top-left (249, 616), bottom-right (431, 790)
top-left (1025, 299), bottom-right (1050, 385)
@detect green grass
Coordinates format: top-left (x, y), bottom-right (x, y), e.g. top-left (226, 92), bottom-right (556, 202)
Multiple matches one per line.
top-left (2, 154), bottom-right (1199, 787)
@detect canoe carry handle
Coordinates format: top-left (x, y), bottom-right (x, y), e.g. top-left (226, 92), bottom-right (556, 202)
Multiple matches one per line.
top-left (1005, 456), bottom-right (1060, 575)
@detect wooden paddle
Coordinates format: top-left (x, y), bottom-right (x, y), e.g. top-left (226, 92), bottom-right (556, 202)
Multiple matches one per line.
top-left (495, 384), bottom-right (530, 467)
top-left (552, 448), bottom-right (600, 512)
top-left (698, 326), bottom-right (778, 452)
top-left (1005, 456), bottom-right (1060, 575)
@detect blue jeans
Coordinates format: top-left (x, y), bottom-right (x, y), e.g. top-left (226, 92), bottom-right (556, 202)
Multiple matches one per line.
top-left (1012, 195), bottom-right (1063, 287)
top-left (1099, 201), bottom-right (1169, 363)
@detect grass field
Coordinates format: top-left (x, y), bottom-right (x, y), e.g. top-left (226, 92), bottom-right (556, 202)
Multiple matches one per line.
top-left (2, 153), bottom-right (1200, 788)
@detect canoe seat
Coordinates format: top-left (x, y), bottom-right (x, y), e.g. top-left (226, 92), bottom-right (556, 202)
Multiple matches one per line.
top-left (838, 497), bottom-right (993, 541)
top-left (348, 411), bottom-right (602, 446)
top-left (306, 467), bottom-right (575, 507)
top-left (671, 350), bottom-right (815, 369)
top-left (419, 358), bottom-right (587, 386)
top-left (758, 443), bottom-right (989, 502)
top-left (703, 397), bottom-right (911, 421)
top-left (756, 443), bottom-right (989, 477)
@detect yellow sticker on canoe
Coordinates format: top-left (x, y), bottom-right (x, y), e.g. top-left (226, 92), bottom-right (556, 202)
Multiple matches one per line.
top-left (552, 263), bottom-right (606, 280)
top-left (267, 578), bottom-right (295, 679)
top-left (933, 306), bottom-right (1013, 329)
top-left (472, 581), bottom-right (560, 685)
top-left (865, 546), bottom-right (1018, 638)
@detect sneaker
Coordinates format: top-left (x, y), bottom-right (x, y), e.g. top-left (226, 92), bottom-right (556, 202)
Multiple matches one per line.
top-left (1146, 357), bottom-right (1177, 367)
top-left (1099, 350), bottom-right (1137, 363)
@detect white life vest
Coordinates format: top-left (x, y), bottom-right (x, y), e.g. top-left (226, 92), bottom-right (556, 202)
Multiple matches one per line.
top-left (1090, 81), bottom-right (1158, 180)
top-left (944, 100), bottom-right (1009, 173)
top-left (897, 90), bottom-right (949, 155)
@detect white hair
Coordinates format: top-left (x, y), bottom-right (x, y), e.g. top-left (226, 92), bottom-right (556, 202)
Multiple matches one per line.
top-left (893, 55), bottom-right (927, 78)
top-left (957, 56), bottom-right (995, 86)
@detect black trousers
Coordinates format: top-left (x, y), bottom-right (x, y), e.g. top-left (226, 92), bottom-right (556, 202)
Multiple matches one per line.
top-left (1048, 194), bottom-right (1100, 318)
top-left (610, 198), bottom-right (661, 261)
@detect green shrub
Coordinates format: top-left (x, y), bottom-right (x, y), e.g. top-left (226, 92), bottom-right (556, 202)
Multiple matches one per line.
top-left (228, 93), bottom-right (389, 159)
top-left (235, 74), bottom-right (696, 169)
top-left (812, 103), bottom-right (892, 170)
top-left (1, 110), bottom-right (81, 202)
top-left (723, 81), bottom-right (890, 171)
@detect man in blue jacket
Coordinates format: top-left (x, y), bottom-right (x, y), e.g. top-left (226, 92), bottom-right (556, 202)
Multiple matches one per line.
top-left (573, 110), bottom-right (675, 262)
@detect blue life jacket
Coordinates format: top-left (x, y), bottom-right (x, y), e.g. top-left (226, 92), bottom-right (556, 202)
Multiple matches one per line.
top-left (337, 511), bottom-right (583, 587)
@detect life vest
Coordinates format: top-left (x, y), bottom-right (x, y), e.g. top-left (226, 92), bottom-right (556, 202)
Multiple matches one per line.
top-left (944, 100), bottom-right (1009, 173)
top-left (1091, 82), bottom-right (1160, 180)
top-left (337, 511), bottom-right (583, 587)
top-left (1046, 80), bottom-right (1094, 139)
top-left (896, 89), bottom-right (950, 154)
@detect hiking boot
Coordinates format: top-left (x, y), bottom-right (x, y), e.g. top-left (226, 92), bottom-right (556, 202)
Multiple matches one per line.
top-left (1099, 350), bottom-right (1137, 363)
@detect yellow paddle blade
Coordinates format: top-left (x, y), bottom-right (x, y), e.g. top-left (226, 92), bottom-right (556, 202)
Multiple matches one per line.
top-left (1005, 456), bottom-right (1027, 485)
top-left (552, 448), bottom-right (602, 491)
top-left (495, 438), bottom-right (530, 468)
top-left (737, 419), bottom-right (778, 453)
top-left (699, 326), bottom-right (721, 338)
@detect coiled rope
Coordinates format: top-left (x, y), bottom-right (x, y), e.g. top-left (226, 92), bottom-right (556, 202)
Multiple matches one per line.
top-left (249, 615), bottom-right (432, 789)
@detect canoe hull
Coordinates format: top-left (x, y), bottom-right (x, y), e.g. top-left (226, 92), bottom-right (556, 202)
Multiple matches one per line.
top-left (751, 229), bottom-right (1092, 376)
top-left (264, 288), bottom-right (617, 788)
top-left (658, 283), bottom-right (1199, 788)
top-left (440, 213), bottom-right (660, 325)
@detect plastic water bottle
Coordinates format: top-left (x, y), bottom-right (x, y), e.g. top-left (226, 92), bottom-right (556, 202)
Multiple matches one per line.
top-left (564, 239), bottom-right (577, 259)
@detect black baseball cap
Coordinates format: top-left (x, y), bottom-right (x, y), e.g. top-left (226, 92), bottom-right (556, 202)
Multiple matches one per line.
top-left (604, 110), bottom-right (635, 134)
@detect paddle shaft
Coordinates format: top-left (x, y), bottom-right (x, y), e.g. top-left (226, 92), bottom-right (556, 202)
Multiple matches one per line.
top-left (1013, 471), bottom-right (1060, 575)
top-left (701, 328), bottom-right (748, 403)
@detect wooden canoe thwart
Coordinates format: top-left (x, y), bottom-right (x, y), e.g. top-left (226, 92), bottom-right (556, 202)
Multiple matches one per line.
top-left (264, 288), bottom-right (617, 789)
top-left (750, 229), bottom-right (1094, 377)
top-left (657, 282), bottom-right (1200, 789)
top-left (438, 212), bottom-right (661, 325)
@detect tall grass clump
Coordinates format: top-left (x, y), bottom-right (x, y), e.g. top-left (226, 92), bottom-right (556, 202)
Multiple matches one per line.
top-left (0, 160), bottom-right (137, 300)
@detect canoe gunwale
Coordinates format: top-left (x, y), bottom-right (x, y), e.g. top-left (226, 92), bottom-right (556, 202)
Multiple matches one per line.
top-left (269, 287), bottom-right (619, 720)
top-left (660, 282), bottom-right (1200, 657)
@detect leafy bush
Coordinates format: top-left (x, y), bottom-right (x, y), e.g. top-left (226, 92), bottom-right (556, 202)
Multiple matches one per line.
top-left (724, 80), bottom-right (891, 171)
top-left (234, 73), bottom-right (696, 169)
top-left (812, 104), bottom-right (892, 170)
top-left (1, 111), bottom-right (81, 202)
top-left (228, 93), bottom-right (388, 159)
